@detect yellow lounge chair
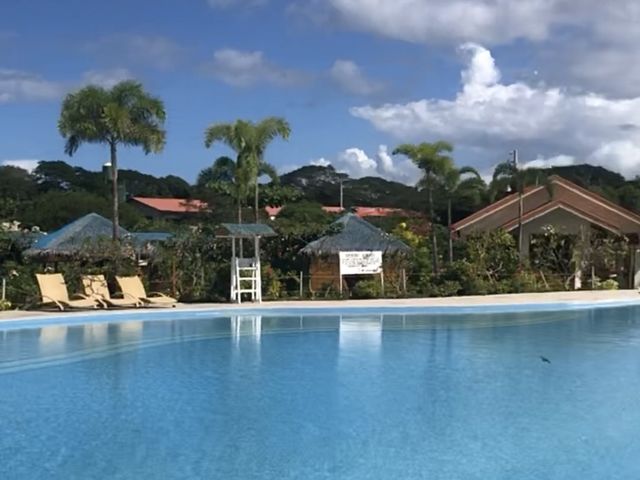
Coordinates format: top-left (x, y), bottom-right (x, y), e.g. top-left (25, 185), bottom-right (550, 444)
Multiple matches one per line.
top-left (82, 274), bottom-right (142, 308)
top-left (35, 273), bottom-right (102, 311)
top-left (116, 275), bottom-right (177, 307)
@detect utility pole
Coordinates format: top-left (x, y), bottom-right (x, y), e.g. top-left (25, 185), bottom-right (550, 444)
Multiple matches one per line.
top-left (512, 149), bottom-right (525, 261)
top-left (339, 179), bottom-right (344, 210)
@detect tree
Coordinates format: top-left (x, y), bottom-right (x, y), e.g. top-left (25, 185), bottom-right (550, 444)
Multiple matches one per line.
top-left (197, 156), bottom-right (281, 222)
top-left (204, 117), bottom-right (290, 222)
top-left (0, 166), bottom-right (38, 220)
top-left (439, 166), bottom-right (485, 263)
top-left (58, 80), bottom-right (166, 240)
top-left (393, 141), bottom-right (454, 273)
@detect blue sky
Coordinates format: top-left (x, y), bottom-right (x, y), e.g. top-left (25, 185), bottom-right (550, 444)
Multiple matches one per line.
top-left (3, 0), bottom-right (640, 183)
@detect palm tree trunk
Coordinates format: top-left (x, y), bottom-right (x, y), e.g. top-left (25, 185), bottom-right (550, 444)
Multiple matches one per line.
top-left (110, 142), bottom-right (119, 241)
top-left (254, 177), bottom-right (259, 223)
top-left (448, 198), bottom-right (453, 263)
top-left (427, 175), bottom-right (439, 273)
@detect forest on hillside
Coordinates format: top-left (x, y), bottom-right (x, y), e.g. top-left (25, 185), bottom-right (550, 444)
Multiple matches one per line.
top-left (3, 160), bottom-right (640, 233)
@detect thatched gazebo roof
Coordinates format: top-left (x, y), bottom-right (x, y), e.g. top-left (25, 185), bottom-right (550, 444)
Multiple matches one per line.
top-left (300, 213), bottom-right (411, 256)
top-left (25, 213), bottom-right (172, 258)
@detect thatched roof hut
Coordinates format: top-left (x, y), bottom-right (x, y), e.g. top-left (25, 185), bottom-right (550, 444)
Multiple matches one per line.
top-left (25, 213), bottom-right (172, 259)
top-left (301, 213), bottom-right (411, 256)
top-left (301, 213), bottom-right (411, 293)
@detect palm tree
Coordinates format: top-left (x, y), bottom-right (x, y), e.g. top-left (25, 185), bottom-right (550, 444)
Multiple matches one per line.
top-left (393, 141), bottom-right (454, 273)
top-left (439, 166), bottom-right (485, 263)
top-left (197, 156), bottom-right (279, 223)
top-left (204, 117), bottom-right (290, 222)
top-left (58, 81), bottom-right (166, 240)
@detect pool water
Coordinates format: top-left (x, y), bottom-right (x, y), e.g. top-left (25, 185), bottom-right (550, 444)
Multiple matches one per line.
top-left (1, 306), bottom-right (640, 479)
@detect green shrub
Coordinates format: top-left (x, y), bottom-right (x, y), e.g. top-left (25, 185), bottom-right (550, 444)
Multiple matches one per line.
top-left (352, 279), bottom-right (382, 299)
top-left (595, 278), bottom-right (619, 290)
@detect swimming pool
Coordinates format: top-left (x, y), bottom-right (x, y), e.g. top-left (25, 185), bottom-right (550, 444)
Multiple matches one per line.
top-left (1, 304), bottom-right (640, 479)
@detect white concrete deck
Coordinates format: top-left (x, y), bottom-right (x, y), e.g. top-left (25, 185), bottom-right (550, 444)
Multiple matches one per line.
top-left (1, 290), bottom-right (639, 322)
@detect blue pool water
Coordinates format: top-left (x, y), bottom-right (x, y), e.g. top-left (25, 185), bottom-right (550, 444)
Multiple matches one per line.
top-left (1, 306), bottom-right (640, 479)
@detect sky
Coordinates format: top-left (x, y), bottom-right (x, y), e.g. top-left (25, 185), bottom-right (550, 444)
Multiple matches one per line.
top-left (3, 0), bottom-right (640, 185)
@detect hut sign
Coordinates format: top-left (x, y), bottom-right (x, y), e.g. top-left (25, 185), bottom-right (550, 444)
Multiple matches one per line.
top-left (339, 251), bottom-right (383, 275)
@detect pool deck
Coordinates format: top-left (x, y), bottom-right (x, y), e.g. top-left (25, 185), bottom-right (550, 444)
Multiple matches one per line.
top-left (1, 290), bottom-right (639, 322)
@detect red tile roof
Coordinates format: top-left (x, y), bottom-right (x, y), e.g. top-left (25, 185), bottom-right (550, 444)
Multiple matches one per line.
top-left (450, 185), bottom-right (542, 231)
top-left (451, 175), bottom-right (640, 235)
top-left (131, 197), bottom-right (208, 213)
top-left (501, 200), bottom-right (623, 235)
top-left (266, 205), bottom-right (424, 219)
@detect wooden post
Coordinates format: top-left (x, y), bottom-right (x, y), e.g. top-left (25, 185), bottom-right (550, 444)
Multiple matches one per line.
top-left (171, 255), bottom-right (177, 298)
top-left (339, 255), bottom-right (343, 296)
top-left (380, 270), bottom-right (385, 296)
top-left (231, 237), bottom-right (236, 302)
top-left (299, 271), bottom-right (303, 298)
top-left (402, 268), bottom-right (407, 294)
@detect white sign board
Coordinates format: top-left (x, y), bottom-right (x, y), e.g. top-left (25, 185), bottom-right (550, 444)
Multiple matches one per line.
top-left (339, 251), bottom-right (383, 275)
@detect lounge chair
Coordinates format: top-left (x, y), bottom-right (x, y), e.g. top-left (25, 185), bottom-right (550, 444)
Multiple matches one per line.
top-left (82, 274), bottom-right (143, 308)
top-left (116, 275), bottom-right (177, 307)
top-left (35, 273), bottom-right (102, 311)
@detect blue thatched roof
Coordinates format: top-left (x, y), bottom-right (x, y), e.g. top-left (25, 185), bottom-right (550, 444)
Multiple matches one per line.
top-left (300, 213), bottom-right (411, 256)
top-left (217, 223), bottom-right (276, 238)
top-left (26, 213), bottom-right (172, 257)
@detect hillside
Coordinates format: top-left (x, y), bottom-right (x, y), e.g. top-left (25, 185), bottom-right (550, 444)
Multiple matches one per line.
top-left (281, 165), bottom-right (422, 210)
top-left (4, 160), bottom-right (640, 231)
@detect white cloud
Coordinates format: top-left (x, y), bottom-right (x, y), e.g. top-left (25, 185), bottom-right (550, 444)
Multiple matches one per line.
top-left (295, 0), bottom-right (558, 45)
top-left (0, 69), bottom-right (63, 103)
top-left (86, 34), bottom-right (183, 70)
top-left (1, 159), bottom-right (39, 172)
top-left (207, 0), bottom-right (267, 8)
top-left (310, 158), bottom-right (331, 167)
top-left (521, 155), bottom-right (576, 170)
top-left (329, 59), bottom-right (383, 96)
top-left (313, 145), bottom-right (422, 184)
top-left (290, 1), bottom-right (640, 98)
top-left (351, 43), bottom-right (640, 178)
top-left (204, 49), bottom-right (307, 87)
top-left (82, 68), bottom-right (134, 89)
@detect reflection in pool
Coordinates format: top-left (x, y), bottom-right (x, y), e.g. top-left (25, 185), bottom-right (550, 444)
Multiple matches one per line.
top-left (1, 306), bottom-right (640, 479)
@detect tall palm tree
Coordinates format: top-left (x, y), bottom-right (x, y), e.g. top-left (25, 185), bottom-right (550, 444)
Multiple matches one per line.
top-left (204, 117), bottom-right (290, 222)
top-left (197, 156), bottom-right (279, 223)
top-left (58, 81), bottom-right (166, 240)
top-left (393, 141), bottom-right (454, 273)
top-left (439, 166), bottom-right (485, 263)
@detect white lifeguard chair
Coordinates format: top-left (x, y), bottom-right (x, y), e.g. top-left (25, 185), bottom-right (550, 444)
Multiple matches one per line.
top-left (217, 223), bottom-right (276, 304)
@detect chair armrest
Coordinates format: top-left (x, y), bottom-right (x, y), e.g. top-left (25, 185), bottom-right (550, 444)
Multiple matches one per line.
top-left (147, 291), bottom-right (173, 298)
top-left (40, 295), bottom-right (66, 311)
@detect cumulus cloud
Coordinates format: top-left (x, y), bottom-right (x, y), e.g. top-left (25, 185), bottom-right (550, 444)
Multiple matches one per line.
top-left (85, 34), bottom-right (184, 70)
top-left (294, 0), bottom-right (558, 45)
top-left (312, 145), bottom-right (421, 184)
top-left (0, 69), bottom-right (62, 103)
top-left (1, 159), bottom-right (39, 172)
top-left (351, 43), bottom-right (640, 178)
top-left (289, 1), bottom-right (640, 98)
top-left (329, 60), bottom-right (383, 96)
top-left (82, 68), bottom-right (134, 89)
top-left (204, 49), bottom-right (308, 87)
